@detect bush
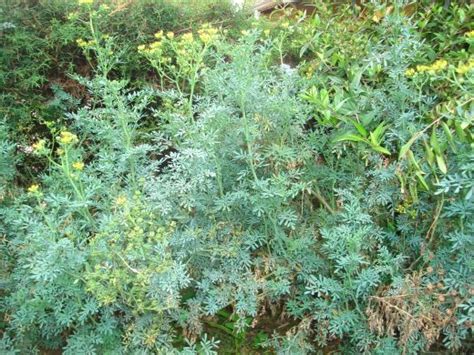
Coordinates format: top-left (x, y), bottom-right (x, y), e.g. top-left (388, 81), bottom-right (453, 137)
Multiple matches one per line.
top-left (1, 1), bottom-right (473, 353)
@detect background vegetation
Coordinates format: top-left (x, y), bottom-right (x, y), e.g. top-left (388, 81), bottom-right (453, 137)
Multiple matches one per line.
top-left (0, 0), bottom-right (473, 353)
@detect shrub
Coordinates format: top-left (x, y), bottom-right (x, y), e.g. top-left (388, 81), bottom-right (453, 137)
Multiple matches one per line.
top-left (1, 1), bottom-right (473, 353)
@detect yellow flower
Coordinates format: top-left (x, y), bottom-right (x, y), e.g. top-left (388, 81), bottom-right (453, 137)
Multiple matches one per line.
top-left (150, 41), bottom-right (162, 49)
top-left (78, 0), bottom-right (93, 5)
top-left (115, 195), bottom-right (127, 206)
top-left (58, 131), bottom-right (78, 145)
top-left (67, 12), bottom-right (79, 20)
top-left (405, 68), bottom-right (416, 77)
top-left (416, 64), bottom-right (429, 72)
top-left (198, 26), bottom-right (218, 44)
top-left (465, 30), bottom-right (474, 38)
top-left (415, 59), bottom-right (448, 75)
top-left (180, 32), bottom-right (193, 43)
top-left (263, 29), bottom-right (270, 37)
top-left (76, 38), bottom-right (96, 48)
top-left (28, 184), bottom-right (40, 193)
top-left (432, 59), bottom-right (447, 70)
top-left (72, 161), bottom-right (84, 171)
top-left (32, 139), bottom-right (46, 152)
top-left (154, 30), bottom-right (164, 39)
top-left (456, 59), bottom-right (474, 75)
top-left (76, 38), bottom-right (87, 48)
top-left (280, 22), bottom-right (290, 29)
top-left (166, 32), bottom-right (174, 39)
top-left (137, 44), bottom-right (146, 52)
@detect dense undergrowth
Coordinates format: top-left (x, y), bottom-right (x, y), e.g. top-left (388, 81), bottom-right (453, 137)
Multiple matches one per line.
top-left (0, 0), bottom-right (473, 353)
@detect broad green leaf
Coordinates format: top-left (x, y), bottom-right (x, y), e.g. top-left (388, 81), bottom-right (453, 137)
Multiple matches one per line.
top-left (454, 120), bottom-right (467, 142)
top-left (301, 86), bottom-right (318, 104)
top-left (299, 41), bottom-right (311, 58)
top-left (423, 139), bottom-right (435, 165)
top-left (399, 140), bottom-right (415, 159)
top-left (372, 145), bottom-right (390, 155)
top-left (409, 181), bottom-right (419, 203)
top-left (442, 121), bottom-right (456, 152)
top-left (349, 66), bottom-right (364, 90)
top-left (320, 89), bottom-right (329, 108)
top-left (436, 154), bottom-right (447, 174)
top-left (370, 123), bottom-right (388, 146)
top-left (350, 120), bottom-right (368, 137)
top-left (334, 133), bottom-right (367, 143)
top-left (441, 122), bottom-right (453, 143)
top-left (430, 129), bottom-right (441, 155)
top-left (407, 149), bottom-right (421, 171)
top-left (415, 171), bottom-right (430, 191)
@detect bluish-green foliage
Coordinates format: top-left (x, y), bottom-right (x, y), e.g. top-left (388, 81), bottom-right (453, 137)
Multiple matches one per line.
top-left (1, 1), bottom-right (473, 353)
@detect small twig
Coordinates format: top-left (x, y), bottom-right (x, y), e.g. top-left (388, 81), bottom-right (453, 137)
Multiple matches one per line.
top-left (313, 187), bottom-right (335, 214)
top-left (370, 296), bottom-right (431, 323)
top-left (204, 319), bottom-right (235, 337)
top-left (408, 197), bottom-right (444, 271)
top-left (108, 1), bottom-right (133, 16)
top-left (425, 197), bottom-right (444, 241)
top-left (114, 252), bottom-right (140, 274)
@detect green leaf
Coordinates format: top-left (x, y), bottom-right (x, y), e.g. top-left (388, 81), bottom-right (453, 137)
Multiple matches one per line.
top-left (430, 129), bottom-right (441, 155)
top-left (349, 66), bottom-right (364, 90)
top-left (320, 89), bottom-right (329, 108)
top-left (370, 122), bottom-right (388, 145)
top-left (436, 154), bottom-right (447, 174)
top-left (442, 121), bottom-right (456, 152)
top-left (423, 139), bottom-right (435, 166)
top-left (301, 86), bottom-right (318, 104)
top-left (415, 171), bottom-right (430, 191)
top-left (407, 149), bottom-right (421, 171)
top-left (371, 145), bottom-right (390, 155)
top-left (454, 120), bottom-right (467, 141)
top-left (350, 119), bottom-right (368, 137)
top-left (399, 140), bottom-right (414, 159)
top-left (299, 41), bottom-right (311, 58)
top-left (441, 122), bottom-right (453, 143)
top-left (334, 133), bottom-right (367, 144)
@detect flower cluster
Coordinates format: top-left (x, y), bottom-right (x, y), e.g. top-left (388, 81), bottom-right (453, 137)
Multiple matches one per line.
top-left (76, 38), bottom-right (96, 48)
top-left (115, 195), bottom-right (127, 206)
top-left (58, 131), bottom-right (78, 145)
top-left (78, 0), bottom-right (93, 5)
top-left (455, 58), bottom-right (474, 75)
top-left (27, 184), bottom-right (40, 193)
top-left (72, 161), bottom-right (85, 171)
top-left (138, 40), bottom-right (163, 55)
top-left (405, 59), bottom-right (448, 77)
top-left (406, 58), bottom-right (473, 77)
top-left (32, 139), bottom-right (46, 153)
top-left (180, 32), bottom-right (194, 44)
top-left (139, 25), bottom-right (219, 58)
top-left (137, 31), bottom-right (169, 55)
top-left (198, 23), bottom-right (219, 44)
